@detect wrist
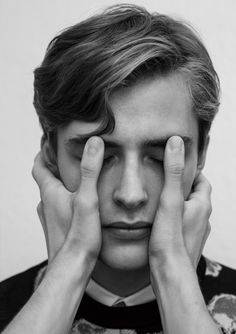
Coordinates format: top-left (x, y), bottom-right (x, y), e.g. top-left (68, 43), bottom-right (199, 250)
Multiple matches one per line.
top-left (10, 249), bottom-right (94, 334)
top-left (45, 245), bottom-right (97, 290)
top-left (149, 251), bottom-right (208, 316)
top-left (61, 235), bottom-right (100, 266)
top-left (149, 245), bottom-right (190, 278)
top-left (149, 248), bottom-right (199, 300)
top-left (149, 251), bottom-right (219, 334)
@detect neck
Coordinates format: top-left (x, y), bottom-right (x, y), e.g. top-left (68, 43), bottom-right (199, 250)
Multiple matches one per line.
top-left (91, 260), bottom-right (151, 297)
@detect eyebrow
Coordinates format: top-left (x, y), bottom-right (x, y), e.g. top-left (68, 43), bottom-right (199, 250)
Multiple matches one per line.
top-left (141, 136), bottom-right (192, 148)
top-left (64, 134), bottom-right (193, 149)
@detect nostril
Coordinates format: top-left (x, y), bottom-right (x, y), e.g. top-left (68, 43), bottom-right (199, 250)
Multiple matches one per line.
top-left (113, 167), bottom-right (148, 209)
top-left (113, 190), bottom-right (148, 210)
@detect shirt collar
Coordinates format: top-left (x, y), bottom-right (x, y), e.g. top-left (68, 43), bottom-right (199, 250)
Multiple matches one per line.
top-left (85, 256), bottom-right (206, 307)
top-left (85, 277), bottom-right (156, 307)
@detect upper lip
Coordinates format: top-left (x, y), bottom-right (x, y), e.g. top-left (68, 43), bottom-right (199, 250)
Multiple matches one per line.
top-left (106, 221), bottom-right (152, 229)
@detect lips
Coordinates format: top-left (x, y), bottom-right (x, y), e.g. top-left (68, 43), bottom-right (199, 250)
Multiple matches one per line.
top-left (104, 221), bottom-right (152, 240)
top-left (105, 221), bottom-right (152, 229)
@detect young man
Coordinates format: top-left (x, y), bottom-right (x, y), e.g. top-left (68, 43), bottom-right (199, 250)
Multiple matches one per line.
top-left (1, 4), bottom-right (236, 334)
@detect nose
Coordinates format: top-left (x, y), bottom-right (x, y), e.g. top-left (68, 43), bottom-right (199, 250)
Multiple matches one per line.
top-left (113, 160), bottom-right (148, 210)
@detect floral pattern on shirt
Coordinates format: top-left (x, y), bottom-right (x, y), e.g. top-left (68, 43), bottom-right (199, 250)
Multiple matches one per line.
top-left (207, 294), bottom-right (236, 333)
top-left (71, 319), bottom-right (163, 334)
top-left (205, 258), bottom-right (223, 277)
top-left (71, 318), bottom-right (107, 333)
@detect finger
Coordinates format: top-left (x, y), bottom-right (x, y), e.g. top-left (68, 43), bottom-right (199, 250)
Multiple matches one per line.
top-left (189, 173), bottom-right (212, 199)
top-left (196, 221), bottom-right (211, 268)
top-left (37, 201), bottom-right (50, 253)
top-left (68, 137), bottom-right (104, 254)
top-left (161, 136), bottom-right (185, 209)
top-left (187, 173), bottom-right (212, 217)
top-left (37, 201), bottom-right (45, 230)
top-left (75, 136), bottom-right (104, 207)
top-left (32, 152), bottom-right (61, 189)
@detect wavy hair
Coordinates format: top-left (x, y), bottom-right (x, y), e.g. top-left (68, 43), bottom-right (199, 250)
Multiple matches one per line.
top-left (33, 4), bottom-right (220, 176)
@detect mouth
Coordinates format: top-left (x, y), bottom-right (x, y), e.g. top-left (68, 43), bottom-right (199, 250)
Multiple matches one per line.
top-left (104, 221), bottom-right (152, 240)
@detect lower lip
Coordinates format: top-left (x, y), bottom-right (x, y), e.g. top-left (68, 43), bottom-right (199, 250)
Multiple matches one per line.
top-left (105, 227), bottom-right (151, 240)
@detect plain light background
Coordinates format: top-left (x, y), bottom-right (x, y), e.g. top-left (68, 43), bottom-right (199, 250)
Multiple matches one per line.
top-left (0, 0), bottom-right (236, 281)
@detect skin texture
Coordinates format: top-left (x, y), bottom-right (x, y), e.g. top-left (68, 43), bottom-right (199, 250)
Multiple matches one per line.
top-left (4, 73), bottom-right (219, 334)
top-left (56, 73), bottom-right (208, 296)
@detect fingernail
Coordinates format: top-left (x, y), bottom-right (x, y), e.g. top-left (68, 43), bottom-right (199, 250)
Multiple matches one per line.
top-left (87, 137), bottom-right (101, 155)
top-left (168, 136), bottom-right (183, 151)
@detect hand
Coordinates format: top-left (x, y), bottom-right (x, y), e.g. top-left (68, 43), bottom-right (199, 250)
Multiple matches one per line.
top-left (32, 136), bottom-right (104, 264)
top-left (149, 136), bottom-right (211, 269)
top-left (149, 136), bottom-right (218, 334)
top-left (183, 173), bottom-right (211, 269)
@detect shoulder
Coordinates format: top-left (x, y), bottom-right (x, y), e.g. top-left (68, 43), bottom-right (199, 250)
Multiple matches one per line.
top-left (0, 261), bottom-right (47, 332)
top-left (202, 257), bottom-right (236, 334)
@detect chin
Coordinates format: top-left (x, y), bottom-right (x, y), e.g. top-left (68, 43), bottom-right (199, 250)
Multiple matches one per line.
top-left (98, 239), bottom-right (149, 271)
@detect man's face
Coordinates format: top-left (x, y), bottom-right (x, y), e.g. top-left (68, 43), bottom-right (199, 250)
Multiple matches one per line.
top-left (57, 73), bottom-right (205, 271)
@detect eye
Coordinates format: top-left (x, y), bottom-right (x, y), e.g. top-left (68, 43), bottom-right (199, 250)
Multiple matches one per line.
top-left (73, 154), bottom-right (82, 161)
top-left (103, 155), bottom-right (116, 166)
top-left (150, 157), bottom-right (163, 163)
top-left (145, 155), bottom-right (163, 164)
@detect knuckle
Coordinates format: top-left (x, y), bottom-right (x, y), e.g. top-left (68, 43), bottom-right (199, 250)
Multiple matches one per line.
top-left (203, 200), bottom-right (212, 216)
top-left (208, 182), bottom-right (212, 193)
top-left (31, 165), bottom-right (36, 181)
top-left (207, 202), bottom-right (212, 215)
top-left (40, 183), bottom-right (57, 204)
top-left (31, 154), bottom-right (41, 181)
top-left (167, 163), bottom-right (184, 175)
top-left (205, 179), bottom-right (212, 194)
top-left (195, 198), bottom-right (212, 216)
top-left (80, 163), bottom-right (97, 179)
top-left (37, 202), bottom-right (42, 215)
top-left (39, 184), bottom-right (50, 199)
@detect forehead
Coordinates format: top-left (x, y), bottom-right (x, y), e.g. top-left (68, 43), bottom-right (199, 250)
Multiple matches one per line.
top-left (108, 73), bottom-right (197, 143)
top-left (59, 73), bottom-right (198, 146)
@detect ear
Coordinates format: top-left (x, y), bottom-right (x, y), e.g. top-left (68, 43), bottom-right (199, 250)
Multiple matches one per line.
top-left (196, 135), bottom-right (210, 177)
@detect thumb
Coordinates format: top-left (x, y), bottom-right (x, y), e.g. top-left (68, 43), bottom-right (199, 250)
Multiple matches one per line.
top-left (163, 136), bottom-right (185, 197)
top-left (75, 136), bottom-right (104, 204)
top-left (150, 136), bottom-right (185, 255)
top-left (67, 136), bottom-right (104, 256)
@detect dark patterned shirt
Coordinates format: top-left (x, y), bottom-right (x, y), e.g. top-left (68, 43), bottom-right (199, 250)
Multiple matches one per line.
top-left (0, 256), bottom-right (236, 333)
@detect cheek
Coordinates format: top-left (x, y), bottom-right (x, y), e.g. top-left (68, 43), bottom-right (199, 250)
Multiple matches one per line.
top-left (145, 167), bottom-right (164, 200)
top-left (58, 158), bottom-right (81, 192)
top-left (97, 169), bottom-right (113, 206)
